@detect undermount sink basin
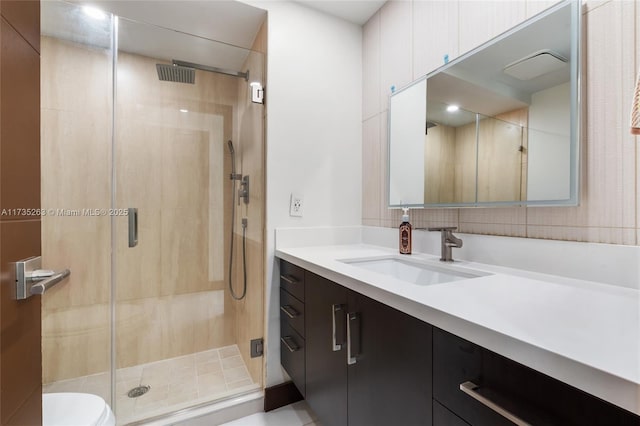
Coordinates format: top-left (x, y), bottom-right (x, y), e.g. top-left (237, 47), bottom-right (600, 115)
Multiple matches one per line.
top-left (340, 256), bottom-right (489, 285)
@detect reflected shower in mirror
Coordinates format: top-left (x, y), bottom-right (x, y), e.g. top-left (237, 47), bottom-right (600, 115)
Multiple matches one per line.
top-left (388, 0), bottom-right (579, 208)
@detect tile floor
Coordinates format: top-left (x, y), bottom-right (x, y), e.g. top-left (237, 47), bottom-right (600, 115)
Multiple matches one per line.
top-left (43, 345), bottom-right (259, 425)
top-left (218, 401), bottom-right (319, 426)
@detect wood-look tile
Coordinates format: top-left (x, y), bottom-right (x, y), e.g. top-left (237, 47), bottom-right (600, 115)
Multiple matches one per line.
top-left (528, 0), bottom-right (636, 233)
top-left (527, 225), bottom-right (636, 245)
top-left (380, 0), bottom-right (413, 111)
top-left (459, 223), bottom-right (527, 238)
top-left (460, 207), bottom-right (526, 225)
top-left (363, 11), bottom-right (381, 120)
top-left (363, 115), bottom-right (382, 221)
top-left (411, 209), bottom-right (459, 229)
top-left (458, 1), bottom-right (526, 55)
top-left (413, 0), bottom-right (459, 78)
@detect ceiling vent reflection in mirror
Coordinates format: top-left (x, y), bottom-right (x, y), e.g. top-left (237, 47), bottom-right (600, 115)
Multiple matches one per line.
top-left (503, 50), bottom-right (567, 81)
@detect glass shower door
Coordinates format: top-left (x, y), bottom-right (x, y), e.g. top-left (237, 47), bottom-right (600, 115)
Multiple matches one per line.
top-left (113, 16), bottom-right (264, 423)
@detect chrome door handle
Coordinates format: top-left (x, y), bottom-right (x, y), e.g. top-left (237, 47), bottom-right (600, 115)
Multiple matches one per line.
top-left (14, 256), bottom-right (70, 300)
top-left (128, 207), bottom-right (138, 247)
top-left (347, 312), bottom-right (360, 365)
top-left (280, 305), bottom-right (299, 319)
top-left (459, 381), bottom-right (532, 426)
top-left (280, 336), bottom-right (300, 353)
top-left (332, 304), bottom-right (344, 351)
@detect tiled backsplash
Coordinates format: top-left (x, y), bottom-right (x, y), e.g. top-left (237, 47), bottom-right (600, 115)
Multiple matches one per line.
top-left (362, 0), bottom-right (639, 245)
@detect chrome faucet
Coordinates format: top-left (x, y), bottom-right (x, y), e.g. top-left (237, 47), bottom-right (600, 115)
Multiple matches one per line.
top-left (428, 227), bottom-right (463, 262)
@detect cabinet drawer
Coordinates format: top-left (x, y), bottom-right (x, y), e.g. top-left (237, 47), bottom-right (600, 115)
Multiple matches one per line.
top-left (280, 321), bottom-right (305, 396)
top-left (280, 259), bottom-right (305, 301)
top-left (280, 288), bottom-right (305, 338)
top-left (433, 400), bottom-right (470, 426)
top-left (433, 328), bottom-right (640, 426)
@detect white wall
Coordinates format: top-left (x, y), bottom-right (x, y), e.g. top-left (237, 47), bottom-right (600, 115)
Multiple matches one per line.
top-left (242, 1), bottom-right (363, 386)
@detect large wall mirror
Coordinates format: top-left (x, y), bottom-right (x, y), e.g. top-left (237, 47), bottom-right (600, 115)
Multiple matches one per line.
top-left (388, 0), bottom-right (580, 208)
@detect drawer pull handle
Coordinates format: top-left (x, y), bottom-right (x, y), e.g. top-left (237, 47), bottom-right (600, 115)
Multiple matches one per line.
top-left (347, 312), bottom-right (360, 365)
top-left (459, 381), bottom-right (532, 426)
top-left (280, 274), bottom-right (299, 285)
top-left (280, 305), bottom-right (299, 319)
top-left (281, 336), bottom-right (300, 353)
top-left (332, 304), bottom-right (345, 351)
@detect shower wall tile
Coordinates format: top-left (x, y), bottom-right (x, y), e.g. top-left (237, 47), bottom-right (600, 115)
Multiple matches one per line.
top-left (160, 207), bottom-right (209, 295)
top-left (41, 215), bottom-right (111, 309)
top-left (41, 303), bottom-right (109, 383)
top-left (41, 37), bottom-right (254, 383)
top-left (233, 237), bottom-right (264, 384)
top-left (362, 0), bottom-right (640, 247)
top-left (115, 209), bottom-right (162, 301)
top-left (379, 0), bottom-right (413, 111)
top-left (412, 0), bottom-right (459, 79)
top-left (363, 10), bottom-right (380, 121)
top-left (40, 37), bottom-right (111, 114)
top-left (115, 290), bottom-right (234, 369)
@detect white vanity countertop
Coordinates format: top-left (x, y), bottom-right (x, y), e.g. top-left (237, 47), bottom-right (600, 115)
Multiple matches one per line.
top-left (275, 243), bottom-right (640, 416)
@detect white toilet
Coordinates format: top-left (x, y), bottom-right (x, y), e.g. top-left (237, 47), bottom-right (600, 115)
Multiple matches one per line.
top-left (43, 393), bottom-right (116, 426)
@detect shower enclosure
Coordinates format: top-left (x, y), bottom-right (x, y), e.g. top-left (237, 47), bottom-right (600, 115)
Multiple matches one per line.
top-left (40, 1), bottom-right (266, 424)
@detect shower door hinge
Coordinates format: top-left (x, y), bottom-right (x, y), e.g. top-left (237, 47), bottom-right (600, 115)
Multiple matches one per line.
top-left (251, 338), bottom-right (264, 358)
top-left (250, 82), bottom-right (264, 104)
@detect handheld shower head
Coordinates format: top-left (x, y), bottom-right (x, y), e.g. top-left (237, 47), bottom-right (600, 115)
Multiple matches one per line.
top-left (227, 140), bottom-right (235, 155)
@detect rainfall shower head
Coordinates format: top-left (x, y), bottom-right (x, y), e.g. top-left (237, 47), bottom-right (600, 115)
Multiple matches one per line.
top-left (156, 63), bottom-right (195, 84)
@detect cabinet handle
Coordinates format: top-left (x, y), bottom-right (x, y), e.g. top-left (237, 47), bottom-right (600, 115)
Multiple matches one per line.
top-left (332, 304), bottom-right (344, 351)
top-left (280, 336), bottom-right (300, 353)
top-left (280, 305), bottom-right (299, 319)
top-left (347, 312), bottom-right (360, 365)
top-left (459, 381), bottom-right (532, 426)
top-left (280, 274), bottom-right (299, 285)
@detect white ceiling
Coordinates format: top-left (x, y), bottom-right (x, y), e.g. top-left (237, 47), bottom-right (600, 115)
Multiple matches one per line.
top-left (71, 0), bottom-right (268, 49)
top-left (42, 0), bottom-right (385, 73)
top-left (293, 0), bottom-right (386, 25)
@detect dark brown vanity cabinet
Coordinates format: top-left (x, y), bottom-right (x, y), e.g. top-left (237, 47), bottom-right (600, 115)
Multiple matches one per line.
top-left (304, 269), bottom-right (432, 426)
top-left (433, 328), bottom-right (640, 426)
top-left (279, 261), bottom-right (306, 396)
top-left (279, 259), bottom-right (640, 426)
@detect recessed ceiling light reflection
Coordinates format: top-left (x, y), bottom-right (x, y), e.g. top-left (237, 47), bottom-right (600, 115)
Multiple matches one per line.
top-left (179, 109), bottom-right (189, 113)
top-left (82, 6), bottom-right (107, 20)
top-left (446, 105), bottom-right (460, 113)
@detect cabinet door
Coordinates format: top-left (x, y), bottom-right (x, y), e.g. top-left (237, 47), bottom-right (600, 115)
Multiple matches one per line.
top-left (305, 272), bottom-right (348, 426)
top-left (347, 291), bottom-right (433, 426)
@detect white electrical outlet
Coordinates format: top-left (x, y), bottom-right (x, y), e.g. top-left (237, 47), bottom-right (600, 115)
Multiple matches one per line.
top-left (289, 193), bottom-right (304, 217)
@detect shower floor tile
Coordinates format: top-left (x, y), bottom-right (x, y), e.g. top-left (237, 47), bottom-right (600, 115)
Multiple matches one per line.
top-left (43, 344), bottom-right (259, 426)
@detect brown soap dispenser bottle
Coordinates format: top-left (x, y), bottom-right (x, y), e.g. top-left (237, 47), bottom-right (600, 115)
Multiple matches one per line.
top-left (399, 207), bottom-right (412, 255)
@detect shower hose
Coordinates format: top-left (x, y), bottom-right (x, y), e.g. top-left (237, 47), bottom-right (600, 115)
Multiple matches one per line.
top-left (229, 176), bottom-right (247, 300)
